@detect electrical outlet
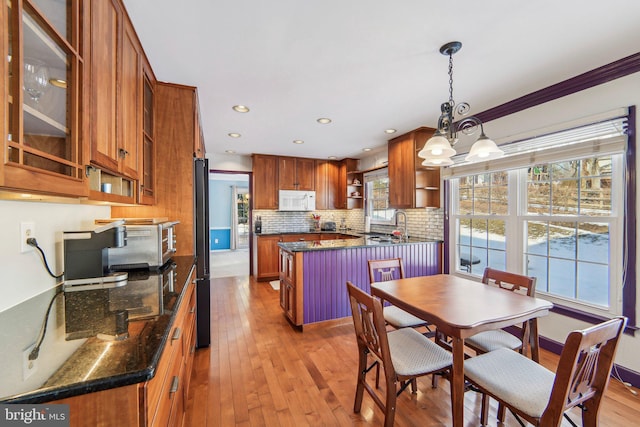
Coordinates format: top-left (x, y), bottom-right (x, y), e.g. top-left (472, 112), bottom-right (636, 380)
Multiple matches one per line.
top-left (22, 344), bottom-right (38, 381)
top-left (20, 221), bottom-right (36, 253)
top-left (214, 238), bottom-right (219, 244)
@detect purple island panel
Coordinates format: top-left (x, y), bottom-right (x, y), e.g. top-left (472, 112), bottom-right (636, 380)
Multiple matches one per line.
top-left (302, 242), bottom-right (442, 324)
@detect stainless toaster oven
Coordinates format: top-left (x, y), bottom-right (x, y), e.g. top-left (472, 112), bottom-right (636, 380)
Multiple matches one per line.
top-left (107, 221), bottom-right (179, 270)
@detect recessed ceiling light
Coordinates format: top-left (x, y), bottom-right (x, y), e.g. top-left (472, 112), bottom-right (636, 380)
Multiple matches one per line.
top-left (362, 148), bottom-right (372, 152)
top-left (328, 156), bottom-right (337, 160)
top-left (384, 129), bottom-right (397, 134)
top-left (317, 118), bottom-right (332, 124)
top-left (232, 105), bottom-right (250, 113)
top-left (228, 133), bottom-right (241, 138)
top-left (293, 140), bottom-right (304, 144)
top-left (225, 150), bottom-right (236, 154)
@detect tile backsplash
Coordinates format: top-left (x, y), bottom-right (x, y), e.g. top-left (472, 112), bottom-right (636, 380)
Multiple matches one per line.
top-left (253, 208), bottom-right (444, 240)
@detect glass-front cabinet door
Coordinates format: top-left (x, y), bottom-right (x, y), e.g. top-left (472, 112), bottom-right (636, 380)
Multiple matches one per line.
top-left (3, 0), bottom-right (86, 197)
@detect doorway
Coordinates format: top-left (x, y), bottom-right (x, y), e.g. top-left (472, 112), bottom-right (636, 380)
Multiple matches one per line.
top-left (210, 171), bottom-right (251, 278)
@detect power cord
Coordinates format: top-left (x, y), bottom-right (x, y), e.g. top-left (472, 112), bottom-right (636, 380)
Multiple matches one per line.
top-left (612, 365), bottom-right (639, 396)
top-left (27, 237), bottom-right (64, 279)
top-left (28, 288), bottom-right (63, 361)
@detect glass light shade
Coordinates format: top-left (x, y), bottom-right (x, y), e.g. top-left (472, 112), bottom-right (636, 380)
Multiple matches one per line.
top-left (418, 132), bottom-right (456, 159)
top-left (422, 157), bottom-right (453, 166)
top-left (465, 134), bottom-right (504, 162)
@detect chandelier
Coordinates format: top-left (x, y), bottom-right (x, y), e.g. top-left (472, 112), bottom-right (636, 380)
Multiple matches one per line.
top-left (418, 41), bottom-right (504, 166)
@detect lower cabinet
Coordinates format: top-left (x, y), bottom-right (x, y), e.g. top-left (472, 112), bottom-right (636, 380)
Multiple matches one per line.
top-left (49, 271), bottom-right (197, 427)
top-left (254, 233), bottom-right (357, 281)
top-left (254, 235), bottom-right (282, 281)
top-left (143, 271), bottom-right (196, 427)
top-left (279, 248), bottom-right (303, 326)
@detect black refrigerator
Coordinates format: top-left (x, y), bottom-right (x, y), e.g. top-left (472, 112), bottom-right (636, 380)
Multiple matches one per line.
top-left (194, 157), bottom-right (211, 347)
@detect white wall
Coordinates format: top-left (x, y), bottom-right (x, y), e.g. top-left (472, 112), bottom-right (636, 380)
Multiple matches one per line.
top-left (456, 71), bottom-right (640, 373)
top-left (0, 200), bottom-right (110, 312)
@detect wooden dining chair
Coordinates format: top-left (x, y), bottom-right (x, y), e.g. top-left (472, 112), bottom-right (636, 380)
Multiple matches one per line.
top-left (464, 267), bottom-right (538, 359)
top-left (367, 258), bottom-right (431, 331)
top-left (346, 281), bottom-right (452, 427)
top-left (464, 316), bottom-right (627, 426)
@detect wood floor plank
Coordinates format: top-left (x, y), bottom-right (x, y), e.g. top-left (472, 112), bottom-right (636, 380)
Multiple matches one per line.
top-left (184, 274), bottom-right (640, 426)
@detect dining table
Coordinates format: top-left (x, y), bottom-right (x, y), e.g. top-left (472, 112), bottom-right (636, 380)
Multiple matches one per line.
top-left (370, 274), bottom-right (553, 427)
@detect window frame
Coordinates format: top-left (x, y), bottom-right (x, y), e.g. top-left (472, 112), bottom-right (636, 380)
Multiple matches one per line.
top-left (446, 115), bottom-right (635, 328)
top-left (364, 168), bottom-right (395, 225)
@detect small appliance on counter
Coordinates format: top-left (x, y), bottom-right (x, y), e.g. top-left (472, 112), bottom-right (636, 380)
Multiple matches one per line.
top-left (255, 216), bottom-right (262, 233)
top-left (62, 220), bottom-right (128, 292)
top-left (95, 218), bottom-right (179, 271)
top-left (321, 221), bottom-right (336, 231)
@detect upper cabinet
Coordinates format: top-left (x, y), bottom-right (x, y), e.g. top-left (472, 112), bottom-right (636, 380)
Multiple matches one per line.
top-left (89, 0), bottom-right (121, 174)
top-left (342, 158), bottom-right (361, 210)
top-left (252, 154), bottom-right (279, 210)
top-left (388, 127), bottom-right (441, 209)
top-left (88, 0), bottom-right (145, 203)
top-left (139, 59), bottom-right (156, 205)
top-left (314, 160), bottom-right (340, 210)
top-left (2, 0), bottom-right (157, 204)
top-left (193, 91), bottom-right (205, 158)
top-left (2, 0), bottom-right (88, 197)
top-left (278, 156), bottom-right (314, 191)
top-left (112, 83), bottom-right (203, 257)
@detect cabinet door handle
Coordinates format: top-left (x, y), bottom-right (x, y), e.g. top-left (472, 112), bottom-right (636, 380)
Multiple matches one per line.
top-left (118, 148), bottom-right (129, 158)
top-left (172, 327), bottom-right (181, 341)
top-left (170, 376), bottom-right (179, 394)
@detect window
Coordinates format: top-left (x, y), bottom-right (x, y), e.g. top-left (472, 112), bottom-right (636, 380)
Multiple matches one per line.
top-left (447, 115), bottom-right (628, 318)
top-left (364, 169), bottom-right (394, 224)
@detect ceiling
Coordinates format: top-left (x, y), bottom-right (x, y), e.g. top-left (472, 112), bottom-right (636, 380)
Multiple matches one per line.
top-left (122, 0), bottom-right (640, 161)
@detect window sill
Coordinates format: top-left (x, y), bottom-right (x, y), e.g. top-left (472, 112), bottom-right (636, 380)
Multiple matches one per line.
top-left (550, 303), bottom-right (637, 336)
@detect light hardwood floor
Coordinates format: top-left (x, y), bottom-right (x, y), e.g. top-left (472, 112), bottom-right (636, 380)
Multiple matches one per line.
top-left (184, 275), bottom-right (640, 426)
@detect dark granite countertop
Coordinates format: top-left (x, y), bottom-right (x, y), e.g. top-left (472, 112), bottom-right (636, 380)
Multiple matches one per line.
top-left (255, 230), bottom-right (359, 236)
top-left (278, 235), bottom-right (442, 252)
top-left (0, 256), bottom-right (196, 404)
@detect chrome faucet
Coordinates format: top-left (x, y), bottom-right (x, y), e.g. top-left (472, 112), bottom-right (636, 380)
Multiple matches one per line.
top-left (394, 210), bottom-right (408, 241)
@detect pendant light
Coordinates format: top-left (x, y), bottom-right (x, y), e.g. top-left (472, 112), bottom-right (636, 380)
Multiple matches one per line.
top-left (419, 41), bottom-right (504, 166)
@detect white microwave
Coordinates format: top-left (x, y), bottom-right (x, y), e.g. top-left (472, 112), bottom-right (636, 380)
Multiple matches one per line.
top-left (278, 190), bottom-right (316, 211)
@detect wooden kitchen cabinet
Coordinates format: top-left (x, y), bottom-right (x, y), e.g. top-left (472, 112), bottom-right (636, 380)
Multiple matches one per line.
top-left (279, 248), bottom-right (303, 326)
top-left (139, 60), bottom-right (156, 205)
top-left (88, 0), bottom-right (154, 203)
top-left (252, 154), bottom-right (279, 209)
top-left (388, 127), bottom-right (440, 208)
top-left (254, 235), bottom-right (282, 281)
top-left (315, 160), bottom-right (340, 209)
top-left (278, 156), bottom-right (315, 190)
top-left (143, 270), bottom-right (195, 427)
top-left (1, 0), bottom-right (88, 197)
top-left (112, 83), bottom-right (203, 257)
top-left (89, 0), bottom-right (123, 175)
top-left (194, 96), bottom-right (206, 159)
top-left (341, 158), bottom-right (361, 209)
top-left (118, 17), bottom-right (142, 179)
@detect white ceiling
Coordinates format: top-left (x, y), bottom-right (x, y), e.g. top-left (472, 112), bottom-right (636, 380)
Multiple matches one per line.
top-left (122, 0), bottom-right (640, 161)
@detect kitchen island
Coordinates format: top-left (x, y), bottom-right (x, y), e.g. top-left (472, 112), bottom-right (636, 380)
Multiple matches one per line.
top-left (0, 256), bottom-right (197, 427)
top-left (278, 235), bottom-right (442, 327)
